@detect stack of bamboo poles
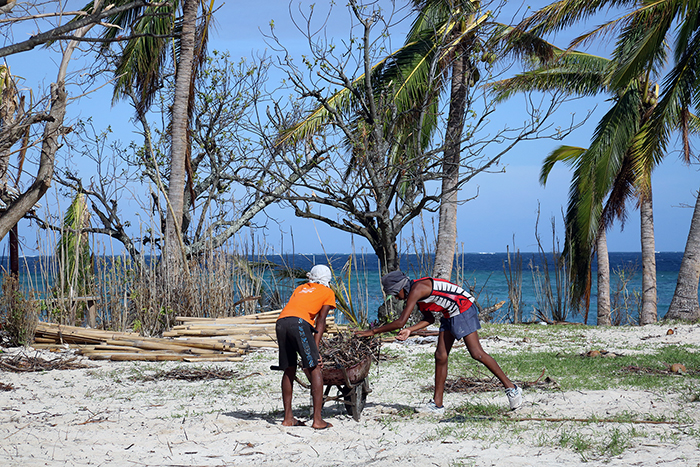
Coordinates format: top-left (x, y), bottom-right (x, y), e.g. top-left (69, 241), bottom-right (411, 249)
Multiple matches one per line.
top-left (166, 309), bottom-right (347, 348)
top-left (31, 310), bottom-right (348, 362)
top-left (33, 322), bottom-right (247, 362)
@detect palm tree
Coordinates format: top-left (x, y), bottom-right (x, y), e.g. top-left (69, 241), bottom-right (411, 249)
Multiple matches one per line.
top-left (493, 48), bottom-right (614, 323)
top-left (495, 23), bottom-right (677, 323)
top-left (507, 0), bottom-right (700, 324)
top-left (636, 2), bottom-right (700, 322)
top-left (91, 0), bottom-right (214, 272)
top-left (397, 1), bottom-right (557, 280)
top-left (666, 191), bottom-right (700, 320)
top-left (274, 1), bottom-right (489, 274)
top-left (402, 0), bottom-right (482, 280)
top-left (277, 1), bottom-right (556, 277)
top-left (162, 0), bottom-right (198, 273)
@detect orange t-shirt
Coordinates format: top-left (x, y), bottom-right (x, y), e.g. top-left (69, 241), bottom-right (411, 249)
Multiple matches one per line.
top-left (277, 282), bottom-right (336, 326)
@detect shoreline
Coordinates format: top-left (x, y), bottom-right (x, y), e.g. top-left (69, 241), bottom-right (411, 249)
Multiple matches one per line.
top-left (1, 322), bottom-right (699, 466)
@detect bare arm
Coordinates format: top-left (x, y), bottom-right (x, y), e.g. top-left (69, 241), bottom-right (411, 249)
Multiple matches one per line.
top-left (396, 312), bottom-right (435, 341)
top-left (314, 305), bottom-right (333, 347)
top-left (357, 279), bottom-right (432, 337)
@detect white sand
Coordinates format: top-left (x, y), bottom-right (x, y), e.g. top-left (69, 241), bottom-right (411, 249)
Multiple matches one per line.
top-left (2, 322), bottom-right (700, 466)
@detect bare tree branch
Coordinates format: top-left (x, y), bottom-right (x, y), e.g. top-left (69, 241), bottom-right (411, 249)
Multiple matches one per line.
top-left (0, 0), bottom-right (159, 58)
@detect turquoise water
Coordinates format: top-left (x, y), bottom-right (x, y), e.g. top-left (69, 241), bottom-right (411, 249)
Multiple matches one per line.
top-left (4, 252), bottom-right (690, 325)
top-left (263, 252), bottom-right (688, 325)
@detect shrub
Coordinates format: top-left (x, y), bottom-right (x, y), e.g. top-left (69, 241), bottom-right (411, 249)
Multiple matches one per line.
top-left (0, 274), bottom-right (39, 346)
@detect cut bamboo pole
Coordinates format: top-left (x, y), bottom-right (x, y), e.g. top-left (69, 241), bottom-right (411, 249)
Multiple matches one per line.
top-left (182, 356), bottom-right (244, 362)
top-left (31, 343), bottom-right (97, 350)
top-left (84, 345), bottom-right (145, 353)
top-left (108, 353), bottom-right (189, 361)
top-left (171, 337), bottom-right (250, 350)
top-left (247, 341), bottom-right (278, 348)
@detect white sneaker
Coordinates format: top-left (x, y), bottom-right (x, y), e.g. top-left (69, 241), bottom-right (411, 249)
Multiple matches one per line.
top-left (505, 385), bottom-right (522, 410)
top-left (416, 400), bottom-right (444, 415)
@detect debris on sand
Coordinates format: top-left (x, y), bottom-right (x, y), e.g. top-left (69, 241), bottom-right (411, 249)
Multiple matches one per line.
top-left (0, 352), bottom-right (93, 372)
top-left (320, 333), bottom-right (381, 369)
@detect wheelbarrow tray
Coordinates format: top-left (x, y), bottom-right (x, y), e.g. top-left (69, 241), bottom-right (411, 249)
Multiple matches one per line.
top-left (322, 353), bottom-right (372, 387)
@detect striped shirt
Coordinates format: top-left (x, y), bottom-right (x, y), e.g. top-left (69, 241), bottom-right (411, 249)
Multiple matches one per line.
top-left (415, 277), bottom-right (474, 319)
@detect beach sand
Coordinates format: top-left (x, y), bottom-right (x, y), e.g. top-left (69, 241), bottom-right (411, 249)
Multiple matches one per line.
top-left (2, 323), bottom-right (700, 466)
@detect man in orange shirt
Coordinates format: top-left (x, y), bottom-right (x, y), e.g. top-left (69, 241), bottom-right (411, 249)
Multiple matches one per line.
top-left (275, 264), bottom-right (336, 429)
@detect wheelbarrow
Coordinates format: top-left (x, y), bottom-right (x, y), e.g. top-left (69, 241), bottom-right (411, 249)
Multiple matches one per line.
top-left (320, 353), bottom-right (373, 421)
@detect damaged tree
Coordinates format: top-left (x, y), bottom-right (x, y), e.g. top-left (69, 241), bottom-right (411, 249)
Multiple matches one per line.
top-left (264, 0), bottom-right (580, 274)
top-left (0, 0), bottom-right (168, 242)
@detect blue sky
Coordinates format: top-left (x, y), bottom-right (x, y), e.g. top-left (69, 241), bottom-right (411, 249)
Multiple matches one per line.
top-left (5, 0), bottom-right (699, 256)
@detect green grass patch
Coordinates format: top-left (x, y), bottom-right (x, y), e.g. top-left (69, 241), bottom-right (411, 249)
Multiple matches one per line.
top-left (485, 346), bottom-right (700, 392)
top-left (452, 400), bottom-right (505, 419)
top-left (556, 425), bottom-right (645, 461)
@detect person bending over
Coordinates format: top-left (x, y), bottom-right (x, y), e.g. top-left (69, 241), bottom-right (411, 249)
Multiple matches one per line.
top-left (275, 265), bottom-right (336, 429)
top-left (357, 270), bottom-right (522, 413)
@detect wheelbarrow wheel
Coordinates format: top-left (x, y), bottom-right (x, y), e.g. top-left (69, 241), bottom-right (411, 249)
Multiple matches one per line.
top-left (342, 383), bottom-right (367, 421)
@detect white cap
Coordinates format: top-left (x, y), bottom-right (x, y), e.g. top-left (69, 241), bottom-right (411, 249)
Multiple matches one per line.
top-left (307, 264), bottom-right (332, 287)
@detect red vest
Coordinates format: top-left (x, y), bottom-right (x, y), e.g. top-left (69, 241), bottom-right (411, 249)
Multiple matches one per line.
top-left (416, 277), bottom-right (474, 319)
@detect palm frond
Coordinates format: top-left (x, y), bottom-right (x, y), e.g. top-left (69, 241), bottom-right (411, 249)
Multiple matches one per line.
top-left (516, 0), bottom-right (637, 37)
top-left (607, 4), bottom-right (673, 91)
top-left (110, 2), bottom-right (177, 113)
top-left (490, 50), bottom-right (609, 102)
top-left (600, 154), bottom-right (635, 228)
top-left (540, 145), bottom-right (587, 185)
top-left (495, 23), bottom-right (558, 63)
top-left (586, 86), bottom-right (643, 197)
top-left (639, 15), bottom-right (700, 164)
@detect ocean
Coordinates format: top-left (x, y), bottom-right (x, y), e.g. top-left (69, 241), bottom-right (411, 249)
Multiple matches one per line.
top-left (3, 252), bottom-right (690, 325)
top-left (261, 252), bottom-right (687, 325)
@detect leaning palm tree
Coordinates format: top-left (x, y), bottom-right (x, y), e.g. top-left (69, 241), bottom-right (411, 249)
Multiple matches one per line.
top-left (666, 191), bottom-right (700, 321)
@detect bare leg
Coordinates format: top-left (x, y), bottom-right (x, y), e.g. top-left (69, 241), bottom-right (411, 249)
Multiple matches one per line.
top-left (281, 366), bottom-right (304, 426)
top-left (304, 365), bottom-right (332, 429)
top-left (463, 331), bottom-right (514, 389)
top-left (433, 330), bottom-right (455, 407)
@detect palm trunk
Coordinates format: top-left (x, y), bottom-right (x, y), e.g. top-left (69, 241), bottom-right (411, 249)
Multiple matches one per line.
top-left (164, 0), bottom-right (197, 270)
top-left (665, 187), bottom-right (700, 321)
top-left (639, 190), bottom-right (657, 324)
top-left (433, 46), bottom-right (469, 280)
top-left (596, 226), bottom-right (611, 326)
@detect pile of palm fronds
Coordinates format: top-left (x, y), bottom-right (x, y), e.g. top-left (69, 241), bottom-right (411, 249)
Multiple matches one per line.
top-left (426, 375), bottom-right (558, 394)
top-left (129, 367), bottom-right (239, 381)
top-left (0, 353), bottom-right (93, 372)
top-left (320, 333), bottom-right (380, 369)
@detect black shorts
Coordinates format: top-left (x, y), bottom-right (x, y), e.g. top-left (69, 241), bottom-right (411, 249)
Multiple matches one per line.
top-left (275, 316), bottom-right (319, 369)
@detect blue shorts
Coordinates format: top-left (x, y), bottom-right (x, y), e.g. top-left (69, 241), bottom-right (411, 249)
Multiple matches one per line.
top-left (275, 317), bottom-right (319, 369)
top-left (439, 306), bottom-right (481, 340)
